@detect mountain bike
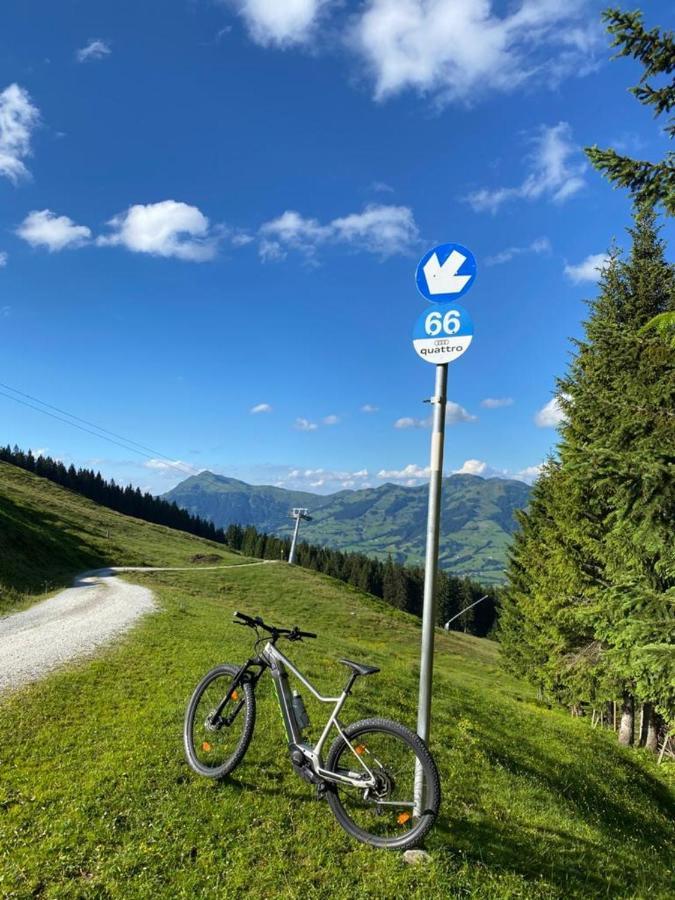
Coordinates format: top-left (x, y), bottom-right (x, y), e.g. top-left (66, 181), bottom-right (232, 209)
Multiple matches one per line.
top-left (183, 610), bottom-right (440, 850)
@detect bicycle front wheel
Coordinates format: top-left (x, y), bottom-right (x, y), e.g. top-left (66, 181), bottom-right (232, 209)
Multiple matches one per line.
top-left (324, 717), bottom-right (440, 850)
top-left (183, 664), bottom-right (256, 778)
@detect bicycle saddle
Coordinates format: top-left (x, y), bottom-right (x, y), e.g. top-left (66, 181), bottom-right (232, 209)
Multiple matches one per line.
top-left (338, 658), bottom-right (380, 677)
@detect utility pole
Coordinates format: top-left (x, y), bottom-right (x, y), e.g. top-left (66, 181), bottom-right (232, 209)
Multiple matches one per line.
top-left (288, 508), bottom-right (311, 565)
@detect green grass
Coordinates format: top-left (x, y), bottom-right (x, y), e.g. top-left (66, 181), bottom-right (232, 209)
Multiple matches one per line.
top-left (0, 460), bottom-right (249, 614)
top-left (0, 464), bottom-right (673, 898)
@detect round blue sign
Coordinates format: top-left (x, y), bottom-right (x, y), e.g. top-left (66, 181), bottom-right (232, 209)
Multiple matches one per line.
top-left (415, 243), bottom-right (477, 302)
top-left (412, 302), bottom-right (474, 364)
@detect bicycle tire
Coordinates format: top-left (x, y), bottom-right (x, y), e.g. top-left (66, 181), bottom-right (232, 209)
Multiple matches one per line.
top-left (324, 717), bottom-right (440, 850)
top-left (183, 664), bottom-right (256, 778)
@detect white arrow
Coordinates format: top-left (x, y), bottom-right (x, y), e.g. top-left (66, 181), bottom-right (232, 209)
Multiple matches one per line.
top-left (423, 250), bottom-right (471, 295)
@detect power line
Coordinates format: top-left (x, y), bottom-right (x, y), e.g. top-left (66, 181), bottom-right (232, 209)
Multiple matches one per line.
top-left (0, 380), bottom-right (188, 464)
top-left (0, 386), bottom-right (199, 478)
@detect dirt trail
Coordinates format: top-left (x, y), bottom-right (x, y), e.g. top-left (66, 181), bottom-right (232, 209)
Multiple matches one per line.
top-left (0, 561), bottom-right (273, 693)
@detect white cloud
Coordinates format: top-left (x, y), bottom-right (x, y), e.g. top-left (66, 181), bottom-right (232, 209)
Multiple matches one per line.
top-left (353, 0), bottom-right (599, 104)
top-left (16, 210), bottom-right (91, 252)
top-left (394, 401), bottom-right (475, 429)
top-left (294, 417), bottom-right (319, 431)
top-left (259, 210), bottom-right (327, 261)
top-left (331, 205), bottom-right (419, 256)
top-left (227, 0), bottom-right (327, 47)
top-left (370, 181), bottom-right (394, 193)
top-left (375, 456), bottom-right (542, 486)
top-left (98, 200), bottom-right (219, 261)
top-left (274, 465), bottom-right (371, 492)
top-left (143, 458), bottom-right (201, 475)
top-left (535, 396), bottom-right (566, 428)
top-left (0, 252), bottom-right (7, 268)
top-left (76, 39), bottom-right (111, 63)
top-left (486, 237), bottom-right (551, 266)
top-left (446, 401), bottom-right (477, 424)
top-left (515, 464), bottom-right (543, 483)
top-left (394, 416), bottom-right (426, 429)
top-left (481, 397), bottom-right (513, 408)
top-left (378, 463), bottom-right (430, 481)
top-left (0, 83), bottom-right (40, 183)
top-left (322, 414), bottom-right (340, 425)
top-left (467, 123), bottom-right (586, 213)
top-left (250, 403), bottom-right (272, 414)
top-left (455, 458), bottom-right (542, 483)
top-left (231, 231), bottom-right (254, 246)
top-left (258, 203), bottom-right (419, 261)
top-left (564, 252), bottom-right (609, 284)
top-left (455, 459), bottom-right (487, 476)
top-left (361, 403), bottom-right (379, 413)
top-left (1, 305), bottom-right (10, 317)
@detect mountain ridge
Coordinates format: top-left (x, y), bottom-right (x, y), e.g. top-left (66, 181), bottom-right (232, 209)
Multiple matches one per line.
top-left (164, 471), bottom-right (531, 583)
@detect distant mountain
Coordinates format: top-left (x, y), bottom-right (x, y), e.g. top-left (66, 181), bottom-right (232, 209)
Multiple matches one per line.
top-left (163, 472), bottom-right (531, 583)
top-left (163, 472), bottom-right (337, 535)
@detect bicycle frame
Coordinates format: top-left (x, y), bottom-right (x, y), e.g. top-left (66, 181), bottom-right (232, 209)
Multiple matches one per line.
top-left (256, 642), bottom-right (380, 790)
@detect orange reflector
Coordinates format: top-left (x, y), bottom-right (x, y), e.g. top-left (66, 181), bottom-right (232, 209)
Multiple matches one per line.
top-left (202, 742), bottom-right (212, 752)
top-left (355, 744), bottom-right (367, 755)
top-left (397, 812), bottom-right (411, 825)
top-left (231, 690), bottom-right (239, 701)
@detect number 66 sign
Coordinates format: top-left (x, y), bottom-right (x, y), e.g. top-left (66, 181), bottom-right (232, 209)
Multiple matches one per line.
top-left (412, 302), bottom-right (473, 364)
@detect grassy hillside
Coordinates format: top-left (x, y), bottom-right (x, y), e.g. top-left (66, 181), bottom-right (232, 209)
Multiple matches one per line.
top-left (0, 467), bottom-right (673, 898)
top-left (165, 472), bottom-right (531, 584)
top-left (0, 460), bottom-right (248, 614)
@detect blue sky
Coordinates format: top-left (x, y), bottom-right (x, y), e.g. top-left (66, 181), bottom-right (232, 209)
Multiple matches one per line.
top-left (1, 0), bottom-right (672, 496)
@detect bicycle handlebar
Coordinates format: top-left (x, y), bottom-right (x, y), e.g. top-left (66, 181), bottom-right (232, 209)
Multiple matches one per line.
top-left (233, 610), bottom-right (316, 641)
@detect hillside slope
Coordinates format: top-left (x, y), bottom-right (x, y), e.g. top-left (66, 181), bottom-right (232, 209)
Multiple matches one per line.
top-left (164, 472), bottom-right (531, 583)
top-left (0, 465), bottom-right (672, 898)
top-left (0, 460), bottom-right (248, 614)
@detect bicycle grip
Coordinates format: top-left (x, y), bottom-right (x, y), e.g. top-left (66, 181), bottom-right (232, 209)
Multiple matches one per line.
top-left (233, 610), bottom-right (255, 625)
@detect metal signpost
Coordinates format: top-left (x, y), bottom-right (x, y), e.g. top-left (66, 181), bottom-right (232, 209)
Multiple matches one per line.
top-left (412, 243), bottom-right (477, 813)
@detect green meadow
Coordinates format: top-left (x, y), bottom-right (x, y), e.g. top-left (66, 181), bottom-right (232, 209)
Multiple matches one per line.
top-left (0, 465), bottom-right (673, 898)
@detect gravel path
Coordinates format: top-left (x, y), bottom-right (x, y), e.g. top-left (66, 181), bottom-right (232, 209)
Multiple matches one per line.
top-left (0, 561), bottom-right (274, 694)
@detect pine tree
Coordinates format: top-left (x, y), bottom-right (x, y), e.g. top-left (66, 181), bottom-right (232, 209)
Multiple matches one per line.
top-left (503, 206), bottom-right (675, 732)
top-left (382, 555), bottom-right (407, 610)
top-left (501, 459), bottom-right (600, 705)
top-left (585, 8), bottom-right (674, 213)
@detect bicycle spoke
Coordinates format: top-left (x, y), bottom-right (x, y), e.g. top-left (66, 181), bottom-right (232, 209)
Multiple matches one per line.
top-left (191, 675), bottom-right (247, 769)
top-left (330, 729), bottom-right (431, 840)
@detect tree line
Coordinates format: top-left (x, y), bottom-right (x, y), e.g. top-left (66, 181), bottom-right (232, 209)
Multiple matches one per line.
top-left (223, 523), bottom-right (500, 637)
top-left (500, 10), bottom-right (674, 756)
top-left (0, 446), bottom-right (226, 543)
top-left (0, 445), bottom-right (500, 638)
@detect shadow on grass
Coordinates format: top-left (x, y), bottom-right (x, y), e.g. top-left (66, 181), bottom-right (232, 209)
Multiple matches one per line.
top-left (204, 773), bottom-right (317, 805)
top-left (432, 687), bottom-right (675, 896)
top-left (437, 816), bottom-right (619, 895)
top-left (0, 494), bottom-right (108, 602)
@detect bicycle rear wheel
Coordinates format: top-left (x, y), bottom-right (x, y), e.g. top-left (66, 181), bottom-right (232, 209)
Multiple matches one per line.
top-left (325, 717), bottom-right (440, 850)
top-left (183, 664), bottom-right (256, 778)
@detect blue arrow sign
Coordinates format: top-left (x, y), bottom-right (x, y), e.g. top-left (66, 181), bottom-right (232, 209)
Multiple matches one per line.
top-left (412, 302), bottom-right (474, 364)
top-left (415, 243), bottom-right (477, 302)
